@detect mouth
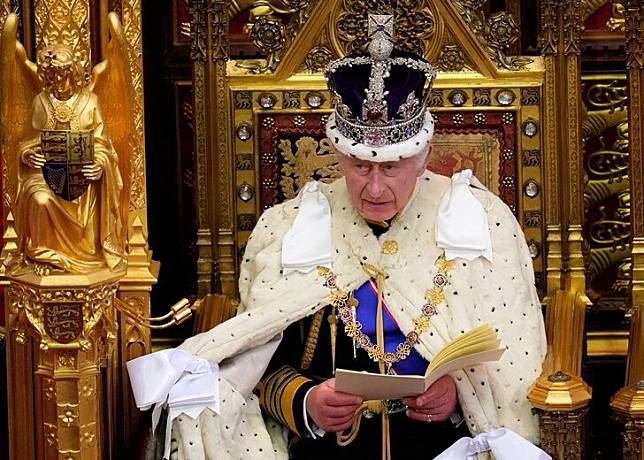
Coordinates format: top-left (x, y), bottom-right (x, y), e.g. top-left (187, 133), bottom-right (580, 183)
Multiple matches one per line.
top-left (363, 200), bottom-right (393, 209)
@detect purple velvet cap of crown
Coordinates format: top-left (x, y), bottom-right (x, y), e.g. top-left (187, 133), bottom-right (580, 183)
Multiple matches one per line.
top-left (327, 49), bottom-right (429, 122)
top-left (325, 47), bottom-right (436, 161)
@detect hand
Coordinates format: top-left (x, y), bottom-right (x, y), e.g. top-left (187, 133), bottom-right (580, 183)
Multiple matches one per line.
top-left (306, 378), bottom-right (363, 433)
top-left (403, 375), bottom-right (457, 423)
top-left (82, 161), bottom-right (104, 181)
top-left (23, 147), bottom-right (46, 169)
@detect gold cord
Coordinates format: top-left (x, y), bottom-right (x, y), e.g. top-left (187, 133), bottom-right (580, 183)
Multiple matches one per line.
top-left (299, 309), bottom-right (325, 370)
top-left (337, 262), bottom-right (391, 460)
top-left (336, 400), bottom-right (384, 446)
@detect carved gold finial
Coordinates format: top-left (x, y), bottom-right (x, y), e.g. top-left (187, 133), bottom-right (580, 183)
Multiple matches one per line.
top-left (122, 215), bottom-right (158, 284)
top-left (1, 212), bottom-right (18, 258)
top-left (128, 215), bottom-right (148, 262)
top-left (0, 212), bottom-right (18, 282)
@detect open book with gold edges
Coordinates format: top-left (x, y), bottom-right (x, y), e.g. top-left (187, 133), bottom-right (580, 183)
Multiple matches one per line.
top-left (335, 324), bottom-right (505, 400)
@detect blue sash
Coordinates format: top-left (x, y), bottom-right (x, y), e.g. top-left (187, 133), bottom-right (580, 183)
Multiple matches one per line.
top-left (354, 281), bottom-right (428, 375)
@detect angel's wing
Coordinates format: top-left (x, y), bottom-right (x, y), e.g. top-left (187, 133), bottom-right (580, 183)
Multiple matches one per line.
top-left (91, 12), bottom-right (135, 229)
top-left (0, 13), bottom-right (41, 210)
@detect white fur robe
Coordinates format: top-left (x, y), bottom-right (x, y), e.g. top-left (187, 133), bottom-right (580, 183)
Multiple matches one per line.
top-left (169, 171), bottom-right (547, 459)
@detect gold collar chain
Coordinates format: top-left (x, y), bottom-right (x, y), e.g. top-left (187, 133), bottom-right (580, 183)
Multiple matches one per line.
top-left (317, 252), bottom-right (454, 371)
top-left (46, 91), bottom-right (82, 124)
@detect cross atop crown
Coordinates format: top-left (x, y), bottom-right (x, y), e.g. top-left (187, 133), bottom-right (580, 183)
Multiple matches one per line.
top-left (368, 14), bottom-right (394, 42)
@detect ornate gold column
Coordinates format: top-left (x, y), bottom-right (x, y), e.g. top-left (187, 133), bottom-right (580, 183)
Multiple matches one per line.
top-left (540, 0), bottom-right (563, 296)
top-left (113, 216), bottom-right (158, 455)
top-left (5, 270), bottom-right (120, 460)
top-left (611, 1), bottom-right (644, 458)
top-left (95, 1), bottom-right (159, 453)
top-left (190, 0), bottom-right (235, 297)
top-left (528, 2), bottom-right (592, 458)
top-left (2, 2), bottom-right (155, 458)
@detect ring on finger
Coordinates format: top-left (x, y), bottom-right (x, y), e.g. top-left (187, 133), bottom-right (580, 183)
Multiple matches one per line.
top-left (426, 413), bottom-right (433, 423)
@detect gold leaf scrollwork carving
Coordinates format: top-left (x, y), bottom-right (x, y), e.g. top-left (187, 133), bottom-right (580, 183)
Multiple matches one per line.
top-left (612, 258), bottom-right (632, 296)
top-left (211, 0), bottom-right (228, 61)
top-left (625, 0), bottom-right (644, 70)
top-left (588, 247), bottom-right (631, 297)
top-left (236, 0), bottom-right (312, 74)
top-left (8, 282), bottom-right (117, 348)
top-left (333, 1), bottom-right (435, 57)
top-left (81, 427), bottom-right (96, 447)
top-left (251, 16), bottom-right (286, 53)
top-left (562, 0), bottom-right (582, 56)
top-left (44, 422), bottom-right (58, 447)
top-left (122, 0), bottom-right (147, 211)
top-left (619, 418), bottom-right (644, 458)
top-left (537, 407), bottom-right (588, 457)
top-left (624, 1), bottom-right (643, 236)
top-left (586, 120), bottom-right (629, 182)
top-left (193, 65), bottom-right (209, 229)
top-left (190, 0), bottom-right (208, 62)
top-left (589, 199), bottom-right (631, 250)
top-left (303, 46), bottom-right (335, 73)
top-left (583, 84), bottom-right (632, 300)
top-left (540, 0), bottom-right (559, 56)
top-left (486, 12), bottom-right (519, 48)
top-left (436, 43), bottom-right (471, 72)
top-left (607, 3), bottom-right (626, 32)
top-left (44, 378), bottom-right (56, 400)
top-left (121, 294), bottom-right (149, 361)
top-left (33, 0), bottom-right (90, 71)
top-left (59, 404), bottom-right (79, 427)
top-left (58, 351), bottom-right (76, 369)
top-left (81, 381), bottom-right (94, 399)
top-left (452, 1), bottom-right (533, 70)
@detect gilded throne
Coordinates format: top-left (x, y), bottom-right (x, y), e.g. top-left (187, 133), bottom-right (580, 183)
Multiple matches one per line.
top-left (186, 1), bottom-right (643, 458)
top-left (0, 1), bottom-right (644, 459)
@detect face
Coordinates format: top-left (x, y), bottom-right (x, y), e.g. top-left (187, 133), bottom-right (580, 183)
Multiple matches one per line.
top-left (44, 62), bottom-right (76, 101)
top-left (337, 150), bottom-right (429, 222)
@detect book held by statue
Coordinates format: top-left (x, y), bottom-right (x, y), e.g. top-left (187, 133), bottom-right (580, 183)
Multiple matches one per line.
top-left (334, 324), bottom-right (505, 400)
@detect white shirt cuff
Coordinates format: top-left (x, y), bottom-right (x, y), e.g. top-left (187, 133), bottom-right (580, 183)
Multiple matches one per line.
top-left (302, 386), bottom-right (326, 439)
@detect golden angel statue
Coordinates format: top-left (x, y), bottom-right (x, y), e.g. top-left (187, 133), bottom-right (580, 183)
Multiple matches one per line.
top-left (0, 13), bottom-right (133, 275)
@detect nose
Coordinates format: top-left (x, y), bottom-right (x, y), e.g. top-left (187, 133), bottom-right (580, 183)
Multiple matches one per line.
top-left (365, 168), bottom-right (385, 198)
